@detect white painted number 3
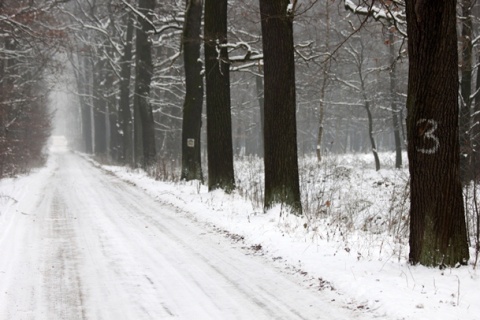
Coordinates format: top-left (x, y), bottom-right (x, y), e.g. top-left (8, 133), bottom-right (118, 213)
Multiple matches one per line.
top-left (416, 119), bottom-right (440, 154)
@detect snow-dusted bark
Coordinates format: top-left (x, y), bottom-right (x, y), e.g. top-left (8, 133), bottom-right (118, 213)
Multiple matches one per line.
top-left (204, 0), bottom-right (235, 192)
top-left (133, 0), bottom-right (157, 168)
top-left (180, 0), bottom-right (204, 182)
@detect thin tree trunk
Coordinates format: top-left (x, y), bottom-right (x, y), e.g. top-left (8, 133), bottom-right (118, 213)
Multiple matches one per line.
top-left (255, 67), bottom-right (264, 157)
top-left (133, 103), bottom-right (143, 166)
top-left (389, 30), bottom-right (402, 169)
top-left (358, 57), bottom-right (380, 171)
top-left (92, 59), bottom-right (107, 156)
top-left (104, 49), bottom-right (115, 162)
top-left (316, 79), bottom-right (327, 162)
top-left (316, 0), bottom-right (331, 162)
top-left (108, 103), bottom-right (122, 162)
top-left (105, 97), bottom-right (111, 161)
top-left (72, 54), bottom-right (93, 153)
top-left (83, 57), bottom-right (93, 154)
top-left (364, 97), bottom-right (380, 171)
top-left (205, 0), bottom-right (235, 192)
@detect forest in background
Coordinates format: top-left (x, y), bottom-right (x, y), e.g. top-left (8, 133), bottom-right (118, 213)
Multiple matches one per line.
top-left (60, 0), bottom-right (409, 164)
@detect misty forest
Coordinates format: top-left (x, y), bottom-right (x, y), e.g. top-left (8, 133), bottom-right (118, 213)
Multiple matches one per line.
top-left (1, 0), bottom-right (480, 319)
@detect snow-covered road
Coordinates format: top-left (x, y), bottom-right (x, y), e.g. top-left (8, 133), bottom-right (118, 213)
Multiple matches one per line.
top-left (0, 151), bottom-right (368, 320)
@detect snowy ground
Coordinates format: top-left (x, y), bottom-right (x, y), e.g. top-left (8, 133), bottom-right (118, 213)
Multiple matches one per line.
top-left (0, 145), bottom-right (479, 319)
top-left (0, 148), bottom-right (374, 320)
top-left (103, 153), bottom-right (480, 320)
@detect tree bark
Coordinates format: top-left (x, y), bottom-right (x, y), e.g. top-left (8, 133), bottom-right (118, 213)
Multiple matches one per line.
top-left (389, 30), bottom-right (403, 169)
top-left (460, 0), bottom-right (474, 182)
top-left (364, 97), bottom-right (380, 171)
top-left (316, 78), bottom-right (327, 162)
top-left (405, 0), bottom-right (469, 267)
top-left (474, 49), bottom-right (480, 180)
top-left (92, 58), bottom-right (107, 157)
top-left (316, 0), bottom-right (331, 163)
top-left (255, 67), bottom-right (265, 157)
top-left (204, 0), bottom-right (235, 192)
top-left (259, 0), bottom-right (302, 214)
top-left (72, 54), bottom-right (93, 154)
top-left (133, 0), bottom-right (157, 168)
top-left (119, 13), bottom-right (134, 165)
top-left (181, 0), bottom-right (204, 182)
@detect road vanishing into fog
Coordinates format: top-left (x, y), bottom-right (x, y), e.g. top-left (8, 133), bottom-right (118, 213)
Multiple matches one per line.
top-left (0, 149), bottom-right (370, 320)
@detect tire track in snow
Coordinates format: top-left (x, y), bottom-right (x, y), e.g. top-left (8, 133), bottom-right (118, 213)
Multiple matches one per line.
top-left (58, 152), bottom-right (370, 320)
top-left (39, 189), bottom-right (86, 320)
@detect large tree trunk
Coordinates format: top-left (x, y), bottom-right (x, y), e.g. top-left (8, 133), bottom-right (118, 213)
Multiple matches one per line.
top-left (180, 0), bottom-right (204, 182)
top-left (405, 0), bottom-right (469, 267)
top-left (133, 0), bottom-right (156, 168)
top-left (204, 0), bottom-right (235, 192)
top-left (119, 13), bottom-right (134, 165)
top-left (460, 0), bottom-right (474, 182)
top-left (259, 0), bottom-right (302, 215)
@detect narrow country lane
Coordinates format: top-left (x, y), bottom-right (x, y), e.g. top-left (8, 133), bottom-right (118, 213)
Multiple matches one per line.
top-left (0, 149), bottom-right (368, 320)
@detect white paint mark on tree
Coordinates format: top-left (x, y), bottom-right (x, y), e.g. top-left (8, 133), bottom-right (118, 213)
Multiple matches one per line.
top-left (416, 118), bottom-right (440, 154)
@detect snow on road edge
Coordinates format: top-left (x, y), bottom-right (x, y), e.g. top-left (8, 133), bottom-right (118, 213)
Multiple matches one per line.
top-left (95, 157), bottom-right (480, 320)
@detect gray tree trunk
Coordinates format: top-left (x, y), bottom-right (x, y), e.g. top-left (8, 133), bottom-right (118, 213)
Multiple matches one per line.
top-left (388, 31), bottom-right (403, 169)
